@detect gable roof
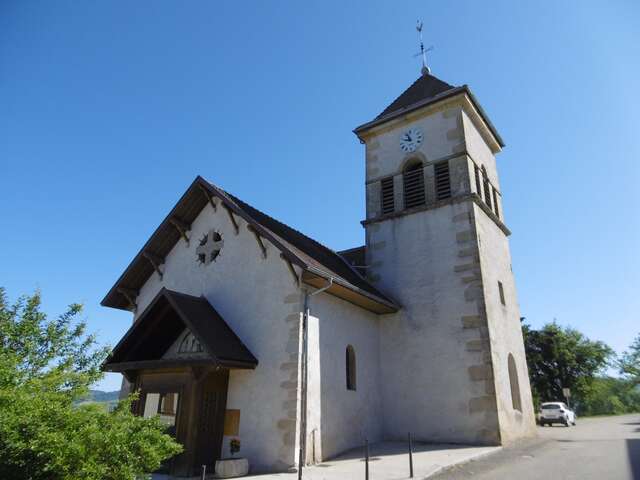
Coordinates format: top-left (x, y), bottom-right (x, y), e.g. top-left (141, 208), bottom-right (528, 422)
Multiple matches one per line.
top-left (101, 176), bottom-right (399, 314)
top-left (103, 288), bottom-right (258, 372)
top-left (354, 73), bottom-right (504, 148)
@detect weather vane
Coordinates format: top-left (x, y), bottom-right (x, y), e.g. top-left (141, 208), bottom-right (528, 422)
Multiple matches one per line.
top-left (414, 20), bottom-right (433, 76)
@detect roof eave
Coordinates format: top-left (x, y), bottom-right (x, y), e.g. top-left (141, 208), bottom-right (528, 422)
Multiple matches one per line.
top-left (353, 86), bottom-right (505, 149)
top-left (101, 176), bottom-right (309, 310)
top-left (302, 268), bottom-right (399, 314)
top-left (101, 177), bottom-right (393, 315)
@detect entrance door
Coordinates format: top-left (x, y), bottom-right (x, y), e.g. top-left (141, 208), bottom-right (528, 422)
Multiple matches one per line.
top-left (194, 370), bottom-right (229, 472)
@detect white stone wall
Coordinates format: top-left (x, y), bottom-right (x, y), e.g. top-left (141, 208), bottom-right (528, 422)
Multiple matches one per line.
top-left (473, 204), bottom-right (537, 442)
top-left (309, 292), bottom-right (383, 461)
top-left (365, 105), bottom-right (464, 189)
top-left (463, 104), bottom-right (536, 441)
top-left (370, 204), bottom-right (499, 443)
top-left (461, 110), bottom-right (500, 189)
top-left (132, 202), bottom-right (303, 472)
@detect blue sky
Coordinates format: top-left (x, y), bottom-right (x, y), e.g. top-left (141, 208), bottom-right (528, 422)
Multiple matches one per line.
top-left (1, 1), bottom-right (638, 391)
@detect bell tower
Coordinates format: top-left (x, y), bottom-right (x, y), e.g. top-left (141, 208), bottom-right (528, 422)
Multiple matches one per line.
top-left (353, 71), bottom-right (536, 444)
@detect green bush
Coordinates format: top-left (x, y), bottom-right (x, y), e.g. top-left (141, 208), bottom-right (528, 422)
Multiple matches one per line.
top-left (0, 288), bottom-right (182, 480)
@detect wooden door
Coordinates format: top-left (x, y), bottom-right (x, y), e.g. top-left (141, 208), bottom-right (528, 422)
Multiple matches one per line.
top-left (194, 370), bottom-right (229, 473)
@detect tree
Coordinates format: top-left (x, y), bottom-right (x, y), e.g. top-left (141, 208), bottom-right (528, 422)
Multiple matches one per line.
top-left (579, 376), bottom-right (640, 416)
top-left (618, 333), bottom-right (640, 383)
top-left (522, 322), bottom-right (613, 411)
top-left (0, 288), bottom-right (182, 480)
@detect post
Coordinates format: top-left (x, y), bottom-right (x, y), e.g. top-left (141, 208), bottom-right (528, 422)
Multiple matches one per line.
top-left (364, 438), bottom-right (369, 480)
top-left (408, 432), bottom-right (414, 478)
top-left (298, 296), bottom-right (310, 480)
top-left (201, 464), bottom-right (206, 480)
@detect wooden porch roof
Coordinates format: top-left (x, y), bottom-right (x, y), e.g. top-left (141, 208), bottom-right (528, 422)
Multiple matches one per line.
top-left (103, 288), bottom-right (258, 372)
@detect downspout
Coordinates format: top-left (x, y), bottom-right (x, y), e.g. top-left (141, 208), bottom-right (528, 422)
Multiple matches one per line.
top-left (298, 276), bottom-right (333, 480)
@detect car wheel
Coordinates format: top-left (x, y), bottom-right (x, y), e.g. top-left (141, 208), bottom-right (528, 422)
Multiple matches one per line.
top-left (563, 419), bottom-right (569, 427)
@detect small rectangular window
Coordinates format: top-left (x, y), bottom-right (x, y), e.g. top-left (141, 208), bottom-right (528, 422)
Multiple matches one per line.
top-left (403, 168), bottom-right (426, 209)
top-left (434, 161), bottom-right (451, 200)
top-left (380, 177), bottom-right (395, 215)
top-left (492, 187), bottom-right (500, 219)
top-left (498, 281), bottom-right (506, 306)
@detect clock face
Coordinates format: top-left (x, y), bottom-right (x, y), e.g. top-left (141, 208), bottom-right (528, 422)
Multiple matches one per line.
top-left (399, 128), bottom-right (423, 153)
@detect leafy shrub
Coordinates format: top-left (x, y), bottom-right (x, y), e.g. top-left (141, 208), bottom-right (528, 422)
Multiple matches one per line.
top-left (0, 288), bottom-right (182, 480)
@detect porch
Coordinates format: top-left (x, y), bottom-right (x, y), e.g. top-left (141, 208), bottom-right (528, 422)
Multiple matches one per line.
top-left (102, 288), bottom-right (258, 477)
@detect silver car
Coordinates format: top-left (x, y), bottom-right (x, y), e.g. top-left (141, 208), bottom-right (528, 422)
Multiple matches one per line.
top-left (539, 402), bottom-right (577, 427)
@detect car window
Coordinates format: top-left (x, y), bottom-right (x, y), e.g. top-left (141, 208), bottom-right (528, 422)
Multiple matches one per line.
top-left (541, 404), bottom-right (560, 409)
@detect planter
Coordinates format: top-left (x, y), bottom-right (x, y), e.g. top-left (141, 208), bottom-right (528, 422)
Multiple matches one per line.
top-left (214, 457), bottom-right (249, 478)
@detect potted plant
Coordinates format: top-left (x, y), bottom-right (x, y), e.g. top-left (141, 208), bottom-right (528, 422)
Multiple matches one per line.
top-left (214, 438), bottom-right (249, 478)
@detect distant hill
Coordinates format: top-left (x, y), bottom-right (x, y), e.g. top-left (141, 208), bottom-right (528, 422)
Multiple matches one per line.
top-left (89, 389), bottom-right (120, 402)
top-left (76, 389), bottom-right (120, 405)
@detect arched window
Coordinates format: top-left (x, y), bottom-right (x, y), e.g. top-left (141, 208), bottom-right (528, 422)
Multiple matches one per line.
top-left (346, 345), bottom-right (356, 391)
top-left (508, 353), bottom-right (522, 412)
top-left (403, 161), bottom-right (425, 209)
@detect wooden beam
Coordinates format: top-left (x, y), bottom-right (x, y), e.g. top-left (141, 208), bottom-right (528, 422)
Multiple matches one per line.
top-left (117, 287), bottom-right (139, 311)
top-left (198, 184), bottom-right (217, 212)
top-left (122, 369), bottom-right (137, 384)
top-left (223, 205), bottom-right (239, 235)
top-left (280, 253), bottom-right (299, 286)
top-left (142, 251), bottom-right (164, 279)
top-left (190, 365), bottom-right (209, 382)
top-left (169, 217), bottom-right (190, 245)
top-left (247, 224), bottom-right (267, 258)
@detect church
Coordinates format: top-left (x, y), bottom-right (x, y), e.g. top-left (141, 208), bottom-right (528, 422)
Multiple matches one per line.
top-left (101, 68), bottom-right (536, 476)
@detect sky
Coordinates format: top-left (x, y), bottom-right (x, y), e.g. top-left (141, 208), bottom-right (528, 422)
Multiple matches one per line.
top-left (1, 1), bottom-right (638, 392)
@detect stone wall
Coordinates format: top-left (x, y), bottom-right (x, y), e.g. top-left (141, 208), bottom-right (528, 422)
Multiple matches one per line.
top-left (309, 292), bottom-right (383, 461)
top-left (131, 202), bottom-right (303, 472)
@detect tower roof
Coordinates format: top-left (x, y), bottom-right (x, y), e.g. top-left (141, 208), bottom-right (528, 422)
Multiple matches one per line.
top-left (353, 73), bottom-right (504, 148)
top-left (375, 73), bottom-right (455, 120)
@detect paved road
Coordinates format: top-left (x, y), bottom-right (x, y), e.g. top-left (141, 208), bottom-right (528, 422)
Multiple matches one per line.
top-left (431, 414), bottom-right (640, 480)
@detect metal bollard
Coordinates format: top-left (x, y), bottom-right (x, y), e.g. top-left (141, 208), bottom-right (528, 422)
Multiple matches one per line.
top-left (364, 438), bottom-right (369, 480)
top-left (201, 464), bottom-right (206, 480)
top-left (408, 432), bottom-right (414, 478)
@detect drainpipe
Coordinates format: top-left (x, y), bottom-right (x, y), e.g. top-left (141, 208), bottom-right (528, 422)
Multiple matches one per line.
top-left (298, 276), bottom-right (333, 480)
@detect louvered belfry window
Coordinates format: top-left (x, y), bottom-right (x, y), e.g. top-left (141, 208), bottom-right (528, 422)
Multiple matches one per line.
top-left (482, 167), bottom-right (493, 210)
top-left (380, 177), bottom-right (395, 215)
top-left (403, 163), bottom-right (425, 209)
top-left (492, 187), bottom-right (500, 219)
top-left (434, 161), bottom-right (452, 200)
top-left (474, 164), bottom-right (482, 197)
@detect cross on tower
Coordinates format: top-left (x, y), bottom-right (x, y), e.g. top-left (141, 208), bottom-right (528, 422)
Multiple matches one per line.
top-left (196, 229), bottom-right (224, 265)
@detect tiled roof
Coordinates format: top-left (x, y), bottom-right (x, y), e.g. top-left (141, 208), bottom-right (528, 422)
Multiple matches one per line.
top-left (376, 73), bottom-right (455, 120)
top-left (103, 288), bottom-right (258, 371)
top-left (101, 177), bottom-right (398, 314)
top-left (224, 192), bottom-right (387, 303)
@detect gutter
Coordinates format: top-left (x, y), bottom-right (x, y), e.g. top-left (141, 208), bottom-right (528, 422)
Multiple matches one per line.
top-left (298, 277), bottom-right (333, 479)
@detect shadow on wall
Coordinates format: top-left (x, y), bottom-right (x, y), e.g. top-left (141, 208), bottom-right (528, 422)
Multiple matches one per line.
top-left (628, 439), bottom-right (640, 480)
